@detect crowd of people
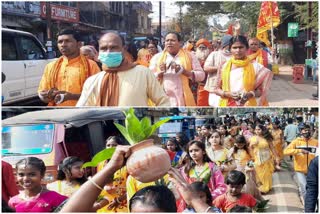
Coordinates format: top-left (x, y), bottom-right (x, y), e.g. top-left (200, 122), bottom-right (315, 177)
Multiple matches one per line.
top-left (36, 25), bottom-right (278, 107)
top-left (2, 113), bottom-right (318, 213)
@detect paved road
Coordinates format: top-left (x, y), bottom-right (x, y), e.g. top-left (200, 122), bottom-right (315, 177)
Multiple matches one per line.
top-left (268, 65), bottom-right (318, 107)
top-left (263, 156), bottom-right (304, 212)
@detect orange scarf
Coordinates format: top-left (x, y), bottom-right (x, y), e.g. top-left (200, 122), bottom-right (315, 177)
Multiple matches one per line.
top-left (49, 55), bottom-right (90, 90)
top-left (157, 49), bottom-right (196, 106)
top-left (98, 52), bottom-right (136, 106)
top-left (219, 57), bottom-right (256, 106)
top-left (247, 49), bottom-right (268, 67)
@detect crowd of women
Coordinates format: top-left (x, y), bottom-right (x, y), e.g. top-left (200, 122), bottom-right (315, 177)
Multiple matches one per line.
top-left (4, 114), bottom-right (318, 213)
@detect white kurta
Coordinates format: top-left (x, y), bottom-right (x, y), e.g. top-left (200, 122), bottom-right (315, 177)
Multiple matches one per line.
top-left (76, 65), bottom-right (170, 106)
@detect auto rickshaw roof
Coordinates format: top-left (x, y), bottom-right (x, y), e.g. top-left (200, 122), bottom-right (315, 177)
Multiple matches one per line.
top-left (2, 108), bottom-right (125, 127)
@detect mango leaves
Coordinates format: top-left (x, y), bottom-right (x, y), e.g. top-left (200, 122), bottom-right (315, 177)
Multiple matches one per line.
top-left (82, 147), bottom-right (116, 168)
top-left (82, 108), bottom-right (170, 168)
top-left (254, 199), bottom-right (270, 212)
top-left (114, 108), bottom-right (170, 145)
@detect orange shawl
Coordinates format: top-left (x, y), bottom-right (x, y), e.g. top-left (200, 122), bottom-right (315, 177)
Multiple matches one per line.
top-left (247, 49), bottom-right (268, 68)
top-left (220, 57), bottom-right (256, 107)
top-left (98, 52), bottom-right (136, 106)
top-left (157, 49), bottom-right (196, 106)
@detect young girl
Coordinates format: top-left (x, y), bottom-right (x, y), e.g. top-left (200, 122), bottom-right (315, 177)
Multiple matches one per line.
top-left (175, 132), bottom-right (190, 151)
top-left (217, 124), bottom-right (229, 145)
top-left (179, 140), bottom-right (227, 212)
top-left (206, 131), bottom-right (235, 177)
top-left (97, 136), bottom-right (128, 213)
top-left (270, 121), bottom-right (283, 170)
top-left (47, 156), bottom-right (86, 197)
top-left (8, 157), bottom-right (67, 212)
top-left (213, 170), bottom-right (257, 212)
top-left (243, 123), bottom-right (255, 142)
top-left (229, 135), bottom-right (263, 201)
top-left (183, 181), bottom-right (221, 213)
top-left (249, 124), bottom-right (279, 194)
top-left (165, 137), bottom-right (183, 167)
top-left (200, 124), bottom-right (212, 142)
top-left (228, 135), bottom-right (252, 172)
top-left (223, 126), bottom-right (239, 149)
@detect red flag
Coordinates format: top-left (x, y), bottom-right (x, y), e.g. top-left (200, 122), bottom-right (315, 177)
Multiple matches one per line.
top-left (226, 24), bottom-right (233, 35)
top-left (256, 1), bottom-right (280, 47)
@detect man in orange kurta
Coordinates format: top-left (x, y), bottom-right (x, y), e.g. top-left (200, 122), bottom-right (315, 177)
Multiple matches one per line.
top-left (38, 29), bottom-right (100, 106)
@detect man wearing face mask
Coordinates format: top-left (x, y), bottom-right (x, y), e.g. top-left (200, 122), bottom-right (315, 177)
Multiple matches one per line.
top-left (284, 124), bottom-right (318, 205)
top-left (38, 29), bottom-right (101, 106)
top-left (76, 32), bottom-right (170, 106)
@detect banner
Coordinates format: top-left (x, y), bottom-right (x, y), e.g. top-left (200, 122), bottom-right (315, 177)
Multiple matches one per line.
top-left (40, 3), bottom-right (79, 23)
top-left (256, 1), bottom-right (280, 47)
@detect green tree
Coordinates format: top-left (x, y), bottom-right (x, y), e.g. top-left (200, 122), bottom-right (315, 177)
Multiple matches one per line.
top-left (175, 2), bottom-right (318, 37)
top-left (292, 2), bottom-right (318, 31)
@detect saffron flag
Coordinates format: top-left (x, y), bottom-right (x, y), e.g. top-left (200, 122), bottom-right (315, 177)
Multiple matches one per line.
top-left (226, 24), bottom-right (233, 35)
top-left (256, 1), bottom-right (280, 47)
top-left (175, 24), bottom-right (181, 33)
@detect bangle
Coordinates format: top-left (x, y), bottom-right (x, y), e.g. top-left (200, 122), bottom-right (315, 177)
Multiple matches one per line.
top-left (116, 197), bottom-right (121, 204)
top-left (205, 206), bottom-right (211, 213)
top-left (88, 177), bottom-right (103, 191)
top-left (249, 91), bottom-right (255, 98)
top-left (96, 202), bottom-right (101, 209)
top-left (222, 91), bottom-right (225, 97)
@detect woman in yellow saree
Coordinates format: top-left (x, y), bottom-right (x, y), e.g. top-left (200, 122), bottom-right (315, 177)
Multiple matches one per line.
top-left (249, 124), bottom-right (279, 194)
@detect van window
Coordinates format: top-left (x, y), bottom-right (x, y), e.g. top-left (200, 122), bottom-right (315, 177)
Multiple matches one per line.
top-left (20, 36), bottom-right (45, 60)
top-left (2, 124), bottom-right (54, 155)
top-left (2, 34), bottom-right (18, 60)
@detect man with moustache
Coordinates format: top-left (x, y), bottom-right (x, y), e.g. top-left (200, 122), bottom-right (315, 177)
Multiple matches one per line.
top-left (77, 32), bottom-right (169, 106)
top-left (247, 37), bottom-right (272, 68)
top-left (38, 29), bottom-right (100, 106)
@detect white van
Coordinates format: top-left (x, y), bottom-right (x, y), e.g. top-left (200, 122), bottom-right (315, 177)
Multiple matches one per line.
top-left (2, 28), bottom-right (55, 105)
